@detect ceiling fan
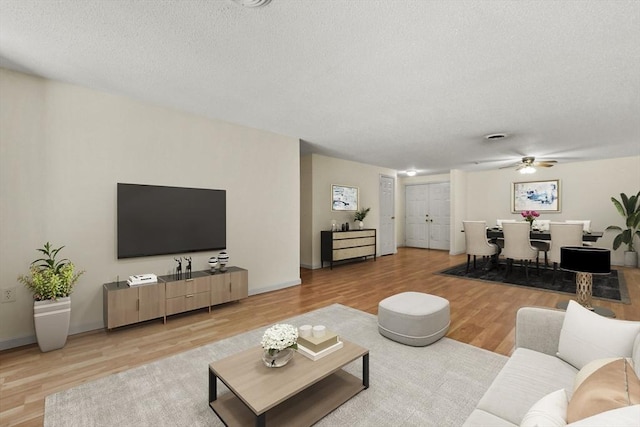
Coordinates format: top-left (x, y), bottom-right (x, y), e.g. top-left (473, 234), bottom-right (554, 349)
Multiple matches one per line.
top-left (500, 156), bottom-right (557, 174)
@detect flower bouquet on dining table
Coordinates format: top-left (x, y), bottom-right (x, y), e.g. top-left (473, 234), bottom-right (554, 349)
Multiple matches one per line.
top-left (521, 210), bottom-right (540, 228)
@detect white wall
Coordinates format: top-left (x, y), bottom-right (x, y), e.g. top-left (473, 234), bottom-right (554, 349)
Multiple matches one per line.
top-left (299, 154), bottom-right (313, 268)
top-left (463, 156), bottom-right (640, 265)
top-left (0, 69), bottom-right (301, 349)
top-left (300, 154), bottom-right (398, 269)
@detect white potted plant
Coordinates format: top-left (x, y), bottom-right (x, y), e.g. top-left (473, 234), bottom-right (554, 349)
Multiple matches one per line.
top-left (606, 192), bottom-right (640, 267)
top-left (354, 207), bottom-right (371, 230)
top-left (18, 242), bottom-right (84, 352)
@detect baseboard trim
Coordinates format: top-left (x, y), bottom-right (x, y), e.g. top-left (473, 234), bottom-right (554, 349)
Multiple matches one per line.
top-left (248, 278), bottom-right (301, 296)
top-left (0, 320), bottom-right (107, 351)
top-left (0, 335), bottom-right (36, 351)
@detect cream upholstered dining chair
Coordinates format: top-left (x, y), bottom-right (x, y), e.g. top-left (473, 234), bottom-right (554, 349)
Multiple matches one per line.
top-left (532, 219), bottom-right (550, 231)
top-left (549, 222), bottom-right (585, 284)
top-left (566, 219), bottom-right (593, 246)
top-left (463, 221), bottom-right (500, 273)
top-left (496, 219), bottom-right (516, 229)
top-left (502, 222), bottom-right (539, 280)
top-left (495, 219), bottom-right (516, 249)
top-left (565, 220), bottom-right (591, 232)
top-left (530, 219), bottom-right (551, 266)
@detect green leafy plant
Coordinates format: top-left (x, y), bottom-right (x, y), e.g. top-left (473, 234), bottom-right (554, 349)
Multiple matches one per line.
top-left (605, 192), bottom-right (640, 252)
top-left (18, 242), bottom-right (84, 301)
top-left (354, 207), bottom-right (371, 222)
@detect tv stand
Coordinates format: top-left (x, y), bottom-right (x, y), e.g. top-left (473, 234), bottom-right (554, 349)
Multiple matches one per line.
top-left (103, 267), bottom-right (248, 330)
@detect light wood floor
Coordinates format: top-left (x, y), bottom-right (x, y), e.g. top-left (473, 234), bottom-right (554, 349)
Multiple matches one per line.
top-left (1, 248), bottom-right (639, 426)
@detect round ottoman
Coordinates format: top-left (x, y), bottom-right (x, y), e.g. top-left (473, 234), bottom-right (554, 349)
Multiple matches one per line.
top-left (378, 292), bottom-right (450, 346)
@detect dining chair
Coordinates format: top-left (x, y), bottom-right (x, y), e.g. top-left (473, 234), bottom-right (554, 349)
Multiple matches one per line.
top-left (532, 219), bottom-right (551, 231)
top-left (495, 219), bottom-right (516, 249)
top-left (502, 222), bottom-right (539, 280)
top-left (565, 220), bottom-right (591, 232)
top-left (530, 219), bottom-right (551, 267)
top-left (566, 220), bottom-right (593, 246)
top-left (549, 222), bottom-right (585, 284)
top-left (496, 219), bottom-right (516, 229)
top-left (463, 221), bottom-right (500, 273)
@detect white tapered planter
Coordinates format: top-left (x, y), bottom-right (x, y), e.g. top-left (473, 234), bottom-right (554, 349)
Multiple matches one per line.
top-left (624, 251), bottom-right (638, 268)
top-left (33, 297), bottom-right (71, 352)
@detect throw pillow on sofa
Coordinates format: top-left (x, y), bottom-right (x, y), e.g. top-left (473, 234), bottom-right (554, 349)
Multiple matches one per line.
top-left (567, 358), bottom-right (640, 423)
top-left (520, 389), bottom-right (568, 427)
top-left (557, 300), bottom-right (640, 369)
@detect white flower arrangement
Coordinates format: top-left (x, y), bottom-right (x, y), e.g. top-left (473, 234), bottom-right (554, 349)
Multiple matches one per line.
top-left (261, 323), bottom-right (298, 356)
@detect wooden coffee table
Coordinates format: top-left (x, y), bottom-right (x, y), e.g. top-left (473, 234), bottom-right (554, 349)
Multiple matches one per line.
top-left (208, 339), bottom-right (369, 426)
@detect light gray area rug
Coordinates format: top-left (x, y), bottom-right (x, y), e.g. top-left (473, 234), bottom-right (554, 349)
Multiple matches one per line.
top-left (45, 304), bottom-right (507, 426)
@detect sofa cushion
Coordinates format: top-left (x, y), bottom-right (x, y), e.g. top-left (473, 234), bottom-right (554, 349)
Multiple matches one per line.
top-left (566, 405), bottom-right (640, 426)
top-left (557, 301), bottom-right (640, 369)
top-left (573, 357), bottom-right (624, 390)
top-left (475, 347), bottom-right (577, 425)
top-left (633, 333), bottom-right (640, 377)
top-left (520, 389), bottom-right (568, 427)
top-left (567, 358), bottom-right (640, 423)
top-left (463, 409), bottom-right (517, 427)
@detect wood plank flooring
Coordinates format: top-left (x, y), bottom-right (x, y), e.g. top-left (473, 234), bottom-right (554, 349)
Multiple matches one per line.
top-left (1, 248), bottom-right (638, 426)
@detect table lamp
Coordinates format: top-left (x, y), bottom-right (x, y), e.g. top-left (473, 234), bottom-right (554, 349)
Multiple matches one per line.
top-left (560, 246), bottom-right (610, 310)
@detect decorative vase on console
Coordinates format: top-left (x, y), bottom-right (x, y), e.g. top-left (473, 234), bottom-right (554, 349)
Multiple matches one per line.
top-left (218, 252), bottom-right (229, 272)
top-left (354, 207), bottom-right (371, 231)
top-left (521, 210), bottom-right (539, 229)
top-left (208, 256), bottom-right (218, 273)
top-left (260, 324), bottom-right (298, 368)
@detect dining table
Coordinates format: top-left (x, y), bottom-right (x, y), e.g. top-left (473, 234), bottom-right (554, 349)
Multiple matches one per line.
top-left (486, 229), bottom-right (603, 242)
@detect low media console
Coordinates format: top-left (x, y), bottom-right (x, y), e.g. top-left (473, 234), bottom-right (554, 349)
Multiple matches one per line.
top-left (103, 267), bottom-right (248, 330)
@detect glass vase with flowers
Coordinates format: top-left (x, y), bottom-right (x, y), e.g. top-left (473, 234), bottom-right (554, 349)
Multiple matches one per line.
top-left (521, 210), bottom-right (540, 229)
top-left (260, 324), bottom-right (298, 367)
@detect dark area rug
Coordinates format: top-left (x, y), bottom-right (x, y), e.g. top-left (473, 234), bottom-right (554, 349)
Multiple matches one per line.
top-left (438, 261), bottom-right (629, 304)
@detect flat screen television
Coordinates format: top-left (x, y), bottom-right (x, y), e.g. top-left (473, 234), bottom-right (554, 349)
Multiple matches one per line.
top-left (117, 183), bottom-right (226, 259)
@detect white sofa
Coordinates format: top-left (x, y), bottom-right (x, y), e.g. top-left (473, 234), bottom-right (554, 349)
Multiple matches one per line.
top-left (464, 301), bottom-right (640, 426)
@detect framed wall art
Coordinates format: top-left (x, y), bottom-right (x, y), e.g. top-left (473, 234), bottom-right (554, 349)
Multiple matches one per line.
top-left (512, 179), bottom-right (560, 212)
top-left (331, 184), bottom-right (358, 211)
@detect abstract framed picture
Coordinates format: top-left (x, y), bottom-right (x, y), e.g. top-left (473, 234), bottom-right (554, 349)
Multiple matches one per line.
top-left (512, 179), bottom-right (560, 212)
top-left (331, 184), bottom-right (358, 211)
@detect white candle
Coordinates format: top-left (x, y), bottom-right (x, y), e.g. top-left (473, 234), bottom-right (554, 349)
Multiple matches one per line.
top-left (298, 325), bottom-right (312, 338)
top-left (312, 325), bottom-right (326, 338)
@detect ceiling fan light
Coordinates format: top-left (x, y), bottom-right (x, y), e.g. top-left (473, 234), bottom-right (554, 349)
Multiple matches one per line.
top-left (519, 165), bottom-right (536, 174)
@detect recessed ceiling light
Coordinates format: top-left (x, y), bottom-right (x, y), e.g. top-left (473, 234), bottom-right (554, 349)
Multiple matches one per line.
top-left (484, 133), bottom-right (508, 140)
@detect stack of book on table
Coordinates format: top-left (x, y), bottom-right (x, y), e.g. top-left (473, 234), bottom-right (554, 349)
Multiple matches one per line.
top-left (296, 330), bottom-right (343, 361)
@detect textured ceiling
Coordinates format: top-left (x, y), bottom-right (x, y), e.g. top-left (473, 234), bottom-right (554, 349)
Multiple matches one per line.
top-left (1, 0), bottom-right (639, 175)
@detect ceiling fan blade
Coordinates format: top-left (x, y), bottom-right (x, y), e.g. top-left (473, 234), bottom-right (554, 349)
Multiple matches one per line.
top-left (535, 161), bottom-right (557, 167)
top-left (499, 163), bottom-right (519, 169)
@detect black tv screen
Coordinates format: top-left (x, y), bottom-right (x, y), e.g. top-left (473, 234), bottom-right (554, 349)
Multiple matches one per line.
top-left (117, 183), bottom-right (226, 259)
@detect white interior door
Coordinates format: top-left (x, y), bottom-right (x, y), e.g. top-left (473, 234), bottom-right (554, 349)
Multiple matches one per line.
top-left (405, 182), bottom-right (450, 250)
top-left (405, 184), bottom-right (429, 248)
top-left (428, 182), bottom-right (450, 250)
top-left (379, 175), bottom-right (396, 256)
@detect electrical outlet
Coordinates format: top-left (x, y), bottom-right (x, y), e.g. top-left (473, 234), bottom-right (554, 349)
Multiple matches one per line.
top-left (2, 287), bottom-right (17, 303)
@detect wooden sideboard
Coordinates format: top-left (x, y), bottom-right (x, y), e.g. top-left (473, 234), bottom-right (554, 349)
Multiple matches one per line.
top-left (103, 267), bottom-right (248, 330)
top-left (321, 229), bottom-right (376, 269)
